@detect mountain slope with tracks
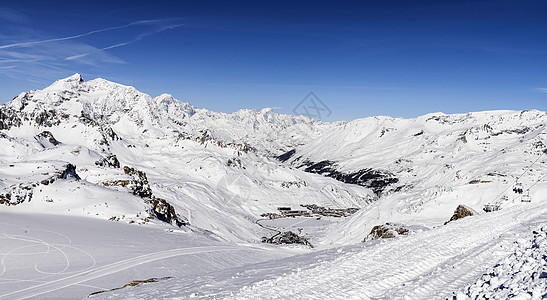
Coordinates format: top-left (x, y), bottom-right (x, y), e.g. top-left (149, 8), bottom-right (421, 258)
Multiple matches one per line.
top-left (0, 74), bottom-right (546, 299)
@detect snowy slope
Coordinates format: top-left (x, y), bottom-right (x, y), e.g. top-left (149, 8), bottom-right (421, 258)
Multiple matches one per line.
top-left (291, 110), bottom-right (547, 246)
top-left (0, 211), bottom-right (295, 300)
top-left (0, 74), bottom-right (375, 245)
top-left (89, 192), bottom-right (547, 299)
top-left (1, 74), bottom-right (546, 299)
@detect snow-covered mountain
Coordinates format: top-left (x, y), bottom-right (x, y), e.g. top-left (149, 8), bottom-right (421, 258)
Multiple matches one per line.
top-left (0, 74), bottom-right (375, 243)
top-left (1, 74), bottom-right (546, 299)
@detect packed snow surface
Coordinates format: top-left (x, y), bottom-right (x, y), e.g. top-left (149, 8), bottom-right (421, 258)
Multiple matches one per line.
top-left (459, 226), bottom-right (547, 300)
top-left (86, 199), bottom-right (547, 299)
top-left (0, 212), bottom-right (293, 300)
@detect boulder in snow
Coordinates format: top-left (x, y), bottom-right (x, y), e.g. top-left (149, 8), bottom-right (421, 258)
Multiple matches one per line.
top-left (57, 163), bottom-right (80, 180)
top-left (35, 131), bottom-right (60, 147)
top-left (364, 223), bottom-right (410, 242)
top-left (444, 205), bottom-right (475, 225)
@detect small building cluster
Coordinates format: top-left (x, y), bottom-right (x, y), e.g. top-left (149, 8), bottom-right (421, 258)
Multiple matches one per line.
top-left (260, 204), bottom-right (359, 219)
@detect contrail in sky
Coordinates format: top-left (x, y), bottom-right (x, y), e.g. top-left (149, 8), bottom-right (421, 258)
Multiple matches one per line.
top-left (0, 18), bottom-right (184, 50)
top-left (64, 23), bottom-right (184, 61)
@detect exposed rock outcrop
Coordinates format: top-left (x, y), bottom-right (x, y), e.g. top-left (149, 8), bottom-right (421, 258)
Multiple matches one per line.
top-left (102, 166), bottom-right (187, 227)
top-left (145, 197), bottom-right (187, 227)
top-left (276, 149), bottom-right (296, 162)
top-left (58, 163), bottom-right (81, 180)
top-left (34, 110), bottom-right (64, 127)
top-left (0, 163), bottom-right (80, 206)
top-left (262, 231), bottom-right (313, 247)
top-left (88, 277), bottom-right (173, 297)
top-left (364, 223), bottom-right (411, 242)
top-left (281, 180), bottom-right (307, 188)
top-left (0, 183), bottom-right (33, 206)
top-left (95, 154), bottom-right (121, 168)
top-left (123, 166), bottom-right (152, 198)
top-left (0, 107), bottom-right (22, 130)
top-left (98, 126), bottom-right (120, 146)
top-left (227, 157), bottom-right (243, 168)
top-left (35, 131), bottom-right (60, 147)
top-left (445, 205), bottom-right (475, 225)
top-left (174, 130), bottom-right (255, 154)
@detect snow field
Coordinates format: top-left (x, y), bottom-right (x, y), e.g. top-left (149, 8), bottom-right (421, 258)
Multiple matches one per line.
top-left (0, 212), bottom-right (293, 300)
top-left (459, 225), bottom-right (547, 299)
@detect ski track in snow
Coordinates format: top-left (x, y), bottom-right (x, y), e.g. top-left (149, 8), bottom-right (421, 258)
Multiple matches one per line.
top-left (0, 244), bottom-right (242, 300)
top-left (0, 227), bottom-right (98, 285)
top-left (225, 201), bottom-right (547, 300)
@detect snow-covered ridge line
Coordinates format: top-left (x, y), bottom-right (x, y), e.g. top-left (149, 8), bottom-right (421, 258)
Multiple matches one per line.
top-left (1, 74), bottom-right (324, 155)
top-left (1, 74), bottom-right (545, 156)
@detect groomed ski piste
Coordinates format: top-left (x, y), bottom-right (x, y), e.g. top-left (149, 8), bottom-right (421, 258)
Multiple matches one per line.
top-left (92, 196), bottom-right (547, 299)
top-left (0, 212), bottom-right (295, 300)
top-left (3, 195), bottom-right (545, 300)
top-left (0, 74), bottom-right (546, 299)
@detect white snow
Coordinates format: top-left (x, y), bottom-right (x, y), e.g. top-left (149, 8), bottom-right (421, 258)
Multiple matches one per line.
top-left (87, 199), bottom-right (547, 299)
top-left (0, 74), bottom-right (545, 299)
top-left (458, 226), bottom-right (547, 300)
top-left (0, 211), bottom-right (292, 300)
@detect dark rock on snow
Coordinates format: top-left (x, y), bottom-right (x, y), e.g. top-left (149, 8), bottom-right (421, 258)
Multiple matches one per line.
top-left (298, 160), bottom-right (399, 195)
top-left (444, 205), bottom-right (475, 225)
top-left (262, 231), bottom-right (313, 248)
top-left (364, 223), bottom-right (411, 242)
top-left (58, 164), bottom-right (80, 180)
top-left (145, 197), bottom-right (187, 227)
top-left (36, 131), bottom-right (60, 146)
top-left (95, 154), bottom-right (121, 168)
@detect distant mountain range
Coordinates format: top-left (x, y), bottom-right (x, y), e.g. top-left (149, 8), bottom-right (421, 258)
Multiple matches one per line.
top-left (1, 74), bottom-right (545, 246)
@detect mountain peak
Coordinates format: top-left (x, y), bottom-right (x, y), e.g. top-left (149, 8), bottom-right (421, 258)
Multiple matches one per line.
top-left (155, 93), bottom-right (177, 103)
top-left (43, 73), bottom-right (85, 93)
top-left (62, 73), bottom-right (84, 83)
top-left (153, 94), bottom-right (196, 119)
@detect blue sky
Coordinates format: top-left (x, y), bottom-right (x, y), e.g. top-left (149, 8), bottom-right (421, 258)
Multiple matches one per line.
top-left (0, 0), bottom-right (546, 121)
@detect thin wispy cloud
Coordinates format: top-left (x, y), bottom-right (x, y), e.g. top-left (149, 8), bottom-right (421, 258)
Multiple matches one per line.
top-left (0, 18), bottom-right (183, 50)
top-left (64, 23), bottom-right (184, 61)
top-left (0, 15), bottom-right (184, 82)
top-left (535, 88), bottom-right (547, 93)
top-left (0, 7), bottom-right (29, 24)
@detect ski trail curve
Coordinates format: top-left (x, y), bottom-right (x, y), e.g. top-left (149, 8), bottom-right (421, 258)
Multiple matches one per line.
top-left (0, 246), bottom-right (241, 300)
